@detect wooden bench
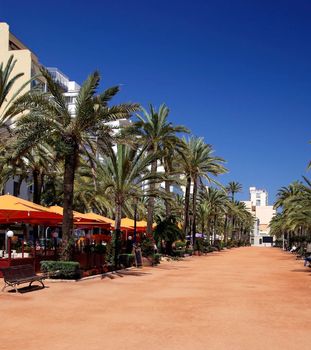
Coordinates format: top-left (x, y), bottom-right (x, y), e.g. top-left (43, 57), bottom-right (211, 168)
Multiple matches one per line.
top-left (0, 264), bottom-right (45, 293)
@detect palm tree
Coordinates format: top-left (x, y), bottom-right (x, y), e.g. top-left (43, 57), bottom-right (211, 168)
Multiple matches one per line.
top-left (97, 143), bottom-right (160, 231)
top-left (198, 187), bottom-right (229, 243)
top-left (0, 55), bottom-right (25, 117)
top-left (123, 104), bottom-right (188, 234)
top-left (4, 142), bottom-right (57, 204)
top-left (179, 137), bottom-right (227, 245)
top-left (226, 181), bottom-right (243, 202)
top-left (6, 68), bottom-right (139, 259)
top-left (272, 178), bottom-right (311, 244)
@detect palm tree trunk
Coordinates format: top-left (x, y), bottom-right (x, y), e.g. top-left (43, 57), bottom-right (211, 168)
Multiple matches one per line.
top-left (113, 199), bottom-right (122, 268)
top-left (183, 176), bottom-right (191, 236)
top-left (15, 176), bottom-right (24, 197)
top-left (61, 149), bottom-right (77, 260)
top-left (164, 161), bottom-right (172, 218)
top-left (224, 214), bottom-right (228, 243)
top-left (33, 169), bottom-right (40, 204)
top-left (192, 176), bottom-right (198, 247)
top-left (213, 214), bottom-right (217, 242)
top-left (33, 171), bottom-right (44, 204)
top-left (147, 159), bottom-right (157, 234)
top-left (114, 199), bottom-right (122, 231)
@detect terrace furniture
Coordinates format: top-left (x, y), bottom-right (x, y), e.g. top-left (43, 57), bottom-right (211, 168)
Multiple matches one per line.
top-left (304, 256), bottom-right (311, 267)
top-left (0, 264), bottom-right (45, 293)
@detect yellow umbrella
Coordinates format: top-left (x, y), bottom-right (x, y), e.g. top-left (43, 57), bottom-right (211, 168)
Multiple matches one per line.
top-left (84, 212), bottom-right (115, 225)
top-left (48, 206), bottom-right (110, 227)
top-left (0, 194), bottom-right (63, 224)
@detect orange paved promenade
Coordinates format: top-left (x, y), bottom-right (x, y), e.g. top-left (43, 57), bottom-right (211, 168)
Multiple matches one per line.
top-left (0, 247), bottom-right (311, 350)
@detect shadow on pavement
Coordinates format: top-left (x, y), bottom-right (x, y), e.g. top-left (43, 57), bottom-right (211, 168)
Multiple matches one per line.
top-left (290, 268), bottom-right (311, 273)
top-left (101, 270), bottom-right (150, 279)
top-left (7, 284), bottom-right (47, 294)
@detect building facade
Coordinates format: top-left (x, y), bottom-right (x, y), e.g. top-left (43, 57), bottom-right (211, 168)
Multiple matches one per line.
top-left (0, 23), bottom-right (81, 200)
top-left (243, 187), bottom-right (275, 247)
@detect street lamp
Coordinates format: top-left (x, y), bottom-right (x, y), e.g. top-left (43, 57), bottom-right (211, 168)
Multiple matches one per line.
top-left (133, 198), bottom-right (138, 244)
top-left (6, 230), bottom-right (14, 264)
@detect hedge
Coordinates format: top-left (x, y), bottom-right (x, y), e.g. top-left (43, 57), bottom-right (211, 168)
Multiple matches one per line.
top-left (153, 253), bottom-right (162, 265)
top-left (40, 261), bottom-right (81, 280)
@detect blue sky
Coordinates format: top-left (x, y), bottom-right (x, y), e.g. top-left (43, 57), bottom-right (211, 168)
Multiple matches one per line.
top-left (2, 0), bottom-right (311, 203)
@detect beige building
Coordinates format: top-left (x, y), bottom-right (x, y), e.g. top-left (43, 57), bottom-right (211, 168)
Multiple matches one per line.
top-left (0, 22), bottom-right (46, 116)
top-left (0, 22), bottom-right (80, 200)
top-left (242, 187), bottom-right (276, 247)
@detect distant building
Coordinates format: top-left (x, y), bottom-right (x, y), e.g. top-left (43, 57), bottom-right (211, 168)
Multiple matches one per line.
top-left (242, 187), bottom-right (275, 247)
top-left (249, 187), bottom-right (268, 207)
top-left (47, 68), bottom-right (80, 116)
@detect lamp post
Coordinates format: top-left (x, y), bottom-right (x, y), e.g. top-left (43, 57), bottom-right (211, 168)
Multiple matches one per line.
top-left (6, 230), bottom-right (14, 265)
top-left (133, 198), bottom-right (138, 244)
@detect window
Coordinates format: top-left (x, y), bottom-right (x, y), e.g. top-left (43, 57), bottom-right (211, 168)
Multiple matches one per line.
top-left (256, 200), bottom-right (260, 206)
top-left (256, 193), bottom-right (260, 198)
top-left (65, 96), bottom-right (75, 104)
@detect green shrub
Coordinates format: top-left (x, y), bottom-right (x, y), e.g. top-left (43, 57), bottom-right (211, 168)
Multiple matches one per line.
top-left (175, 241), bottom-right (186, 250)
top-left (194, 238), bottom-right (204, 252)
top-left (153, 253), bottom-right (162, 265)
top-left (141, 237), bottom-right (156, 257)
top-left (173, 249), bottom-right (185, 257)
top-left (119, 254), bottom-right (135, 268)
top-left (186, 248), bottom-right (193, 255)
top-left (40, 261), bottom-right (81, 280)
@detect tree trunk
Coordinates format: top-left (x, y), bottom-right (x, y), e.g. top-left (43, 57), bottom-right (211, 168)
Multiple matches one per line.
top-left (33, 170), bottom-right (44, 204)
top-left (147, 159), bottom-right (157, 234)
top-left (16, 176), bottom-right (23, 197)
top-left (183, 176), bottom-right (191, 236)
top-left (224, 214), bottom-right (228, 243)
top-left (114, 200), bottom-right (122, 231)
top-left (213, 214), bottom-right (217, 242)
top-left (33, 169), bottom-right (40, 204)
top-left (192, 176), bottom-right (198, 248)
top-left (61, 149), bottom-right (77, 260)
top-left (164, 160), bottom-right (172, 218)
top-left (113, 199), bottom-right (122, 268)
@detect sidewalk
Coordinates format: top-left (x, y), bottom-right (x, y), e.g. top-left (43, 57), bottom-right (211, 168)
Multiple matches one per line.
top-left (0, 247), bottom-right (310, 350)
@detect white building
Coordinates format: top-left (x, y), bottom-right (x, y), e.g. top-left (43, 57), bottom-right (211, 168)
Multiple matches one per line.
top-left (249, 187), bottom-right (268, 207)
top-left (47, 67), bottom-right (80, 116)
top-left (243, 187), bottom-right (275, 247)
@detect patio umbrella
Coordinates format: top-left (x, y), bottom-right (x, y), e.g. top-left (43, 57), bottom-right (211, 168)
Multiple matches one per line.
top-left (84, 212), bottom-right (114, 226)
top-left (0, 194), bottom-right (63, 225)
top-left (48, 206), bottom-right (111, 228)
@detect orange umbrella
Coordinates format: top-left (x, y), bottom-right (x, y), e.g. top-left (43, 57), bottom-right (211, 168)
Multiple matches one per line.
top-left (48, 206), bottom-right (111, 228)
top-left (0, 194), bottom-right (63, 224)
top-left (84, 212), bottom-right (114, 225)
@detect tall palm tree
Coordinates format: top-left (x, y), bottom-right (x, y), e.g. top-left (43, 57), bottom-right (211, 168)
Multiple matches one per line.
top-left (226, 181), bottom-right (243, 202)
top-left (3, 142), bottom-right (57, 203)
top-left (123, 104), bottom-right (188, 234)
top-left (179, 137), bottom-right (227, 245)
top-left (198, 187), bottom-right (229, 242)
top-left (6, 68), bottom-right (139, 259)
top-left (98, 143), bottom-right (160, 230)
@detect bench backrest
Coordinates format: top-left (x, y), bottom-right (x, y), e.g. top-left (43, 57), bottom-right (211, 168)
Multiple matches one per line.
top-left (0, 264), bottom-right (35, 281)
